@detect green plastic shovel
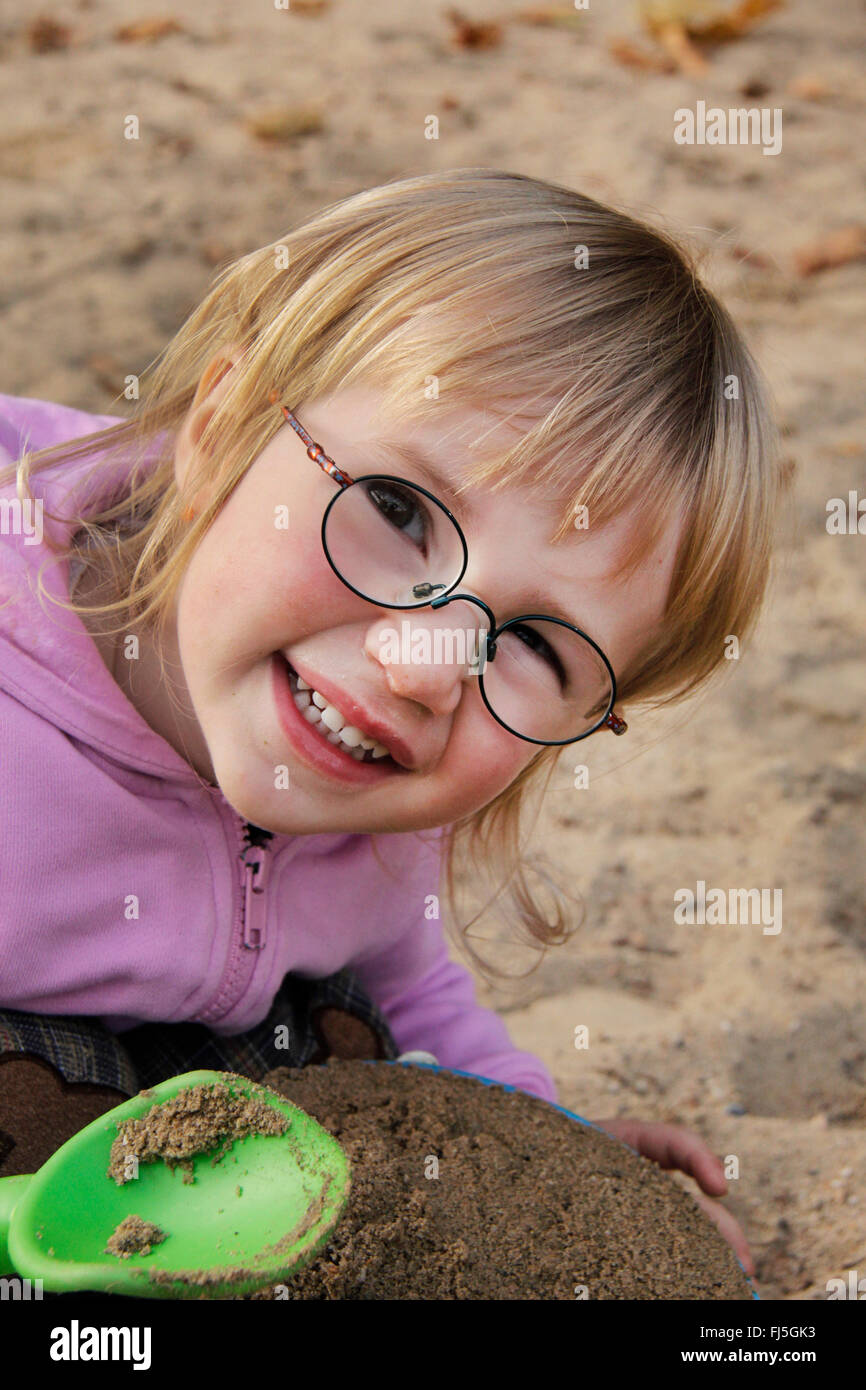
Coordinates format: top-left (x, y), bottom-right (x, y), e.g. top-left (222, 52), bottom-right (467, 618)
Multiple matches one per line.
top-left (0, 1069), bottom-right (350, 1299)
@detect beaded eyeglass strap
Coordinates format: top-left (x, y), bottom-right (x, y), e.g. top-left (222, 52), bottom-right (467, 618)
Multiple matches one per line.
top-left (268, 389), bottom-right (353, 487)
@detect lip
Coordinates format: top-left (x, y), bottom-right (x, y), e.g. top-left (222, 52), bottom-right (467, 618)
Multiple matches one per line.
top-left (286, 656), bottom-right (419, 771)
top-left (270, 654), bottom-right (410, 785)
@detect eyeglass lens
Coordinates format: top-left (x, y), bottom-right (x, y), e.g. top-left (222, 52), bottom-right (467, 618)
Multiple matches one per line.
top-left (323, 475), bottom-right (613, 742)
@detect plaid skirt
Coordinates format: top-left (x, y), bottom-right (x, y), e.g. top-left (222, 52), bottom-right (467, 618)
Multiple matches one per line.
top-left (0, 968), bottom-right (399, 1097)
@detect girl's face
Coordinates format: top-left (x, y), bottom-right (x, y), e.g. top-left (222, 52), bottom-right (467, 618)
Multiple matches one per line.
top-left (139, 359), bottom-right (681, 835)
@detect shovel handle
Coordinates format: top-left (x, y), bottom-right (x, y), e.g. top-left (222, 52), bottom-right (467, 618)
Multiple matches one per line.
top-left (0, 1174), bottom-right (33, 1276)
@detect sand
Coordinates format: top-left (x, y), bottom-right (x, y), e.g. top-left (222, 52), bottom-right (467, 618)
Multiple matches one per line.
top-left (2, 0), bottom-right (863, 1299)
top-left (253, 1060), bottom-right (753, 1299)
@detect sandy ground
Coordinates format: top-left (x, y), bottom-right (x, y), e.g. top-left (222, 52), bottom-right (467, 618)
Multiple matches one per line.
top-left (1, 0), bottom-right (864, 1299)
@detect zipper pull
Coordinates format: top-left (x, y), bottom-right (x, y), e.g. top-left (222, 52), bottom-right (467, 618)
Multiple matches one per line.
top-left (241, 833), bottom-right (272, 950)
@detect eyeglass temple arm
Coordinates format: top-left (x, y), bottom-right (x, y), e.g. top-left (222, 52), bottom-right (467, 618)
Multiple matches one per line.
top-left (269, 392), bottom-right (355, 488)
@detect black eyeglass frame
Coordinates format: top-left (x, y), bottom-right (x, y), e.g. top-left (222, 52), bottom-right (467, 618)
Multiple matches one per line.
top-left (269, 392), bottom-right (628, 746)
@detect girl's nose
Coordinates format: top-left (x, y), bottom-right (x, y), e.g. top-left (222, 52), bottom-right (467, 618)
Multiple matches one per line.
top-left (363, 599), bottom-right (488, 717)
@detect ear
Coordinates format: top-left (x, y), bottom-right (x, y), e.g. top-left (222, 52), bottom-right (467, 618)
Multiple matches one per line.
top-left (174, 342), bottom-right (245, 507)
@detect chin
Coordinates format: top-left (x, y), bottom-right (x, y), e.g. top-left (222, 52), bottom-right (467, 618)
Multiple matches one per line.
top-left (207, 758), bottom-right (271, 825)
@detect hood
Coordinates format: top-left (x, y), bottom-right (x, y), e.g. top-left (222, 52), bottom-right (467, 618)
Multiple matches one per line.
top-left (0, 392), bottom-right (201, 783)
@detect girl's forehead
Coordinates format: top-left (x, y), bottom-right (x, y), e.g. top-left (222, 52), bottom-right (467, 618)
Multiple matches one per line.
top-left (297, 384), bottom-right (681, 659)
top-left (307, 383), bottom-right (571, 502)
top-left (308, 379), bottom-right (547, 442)
top-left (378, 389), bottom-right (554, 456)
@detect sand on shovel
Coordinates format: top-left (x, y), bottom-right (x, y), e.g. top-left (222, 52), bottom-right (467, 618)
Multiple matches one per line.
top-left (105, 1214), bottom-right (167, 1259)
top-left (107, 1078), bottom-right (290, 1186)
top-left (247, 1060), bottom-right (752, 1301)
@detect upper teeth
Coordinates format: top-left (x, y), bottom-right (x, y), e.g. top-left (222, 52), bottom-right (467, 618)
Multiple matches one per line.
top-left (292, 675), bottom-right (390, 760)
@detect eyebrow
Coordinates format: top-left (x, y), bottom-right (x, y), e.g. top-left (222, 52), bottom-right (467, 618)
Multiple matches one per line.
top-left (503, 580), bottom-right (594, 634)
top-left (364, 436), bottom-right (475, 522)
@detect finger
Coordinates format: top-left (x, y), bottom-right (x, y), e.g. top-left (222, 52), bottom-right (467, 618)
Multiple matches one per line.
top-left (628, 1123), bottom-right (728, 1196)
top-left (693, 1192), bottom-right (755, 1277)
top-left (590, 1118), bottom-right (728, 1195)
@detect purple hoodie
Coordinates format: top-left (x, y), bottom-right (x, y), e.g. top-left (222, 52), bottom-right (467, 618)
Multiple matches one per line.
top-left (0, 394), bottom-right (556, 1102)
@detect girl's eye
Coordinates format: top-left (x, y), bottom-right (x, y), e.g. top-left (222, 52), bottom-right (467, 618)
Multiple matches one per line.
top-left (363, 480), bottom-right (430, 549)
top-left (509, 623), bottom-right (568, 688)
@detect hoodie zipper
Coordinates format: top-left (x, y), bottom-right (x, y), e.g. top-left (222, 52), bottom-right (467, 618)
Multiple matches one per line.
top-left (199, 811), bottom-right (275, 1027)
top-left (240, 819), bottom-right (274, 950)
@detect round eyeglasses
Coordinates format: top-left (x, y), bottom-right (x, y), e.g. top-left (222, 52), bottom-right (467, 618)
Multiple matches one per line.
top-left (268, 392), bottom-right (628, 747)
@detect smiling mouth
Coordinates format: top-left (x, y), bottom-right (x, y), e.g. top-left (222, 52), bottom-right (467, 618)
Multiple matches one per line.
top-left (282, 657), bottom-right (398, 767)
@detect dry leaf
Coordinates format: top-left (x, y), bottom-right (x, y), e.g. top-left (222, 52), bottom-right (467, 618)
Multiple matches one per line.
top-left (792, 226), bottom-right (866, 277)
top-left (515, 4), bottom-right (587, 28)
top-left (114, 18), bottom-right (185, 43)
top-left (638, 0), bottom-right (783, 43)
top-left (688, 0), bottom-right (784, 42)
top-left (608, 36), bottom-right (675, 71)
top-left (443, 8), bottom-right (503, 49)
top-left (26, 17), bottom-right (73, 51)
top-left (654, 19), bottom-right (708, 74)
top-left (246, 104), bottom-right (324, 141)
top-left (638, 0), bottom-right (718, 32)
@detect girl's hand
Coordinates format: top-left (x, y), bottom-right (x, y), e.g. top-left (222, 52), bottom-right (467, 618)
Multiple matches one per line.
top-left (589, 1116), bottom-right (755, 1278)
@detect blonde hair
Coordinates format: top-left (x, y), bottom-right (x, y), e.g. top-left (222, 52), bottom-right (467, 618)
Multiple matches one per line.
top-left (3, 168), bottom-right (784, 976)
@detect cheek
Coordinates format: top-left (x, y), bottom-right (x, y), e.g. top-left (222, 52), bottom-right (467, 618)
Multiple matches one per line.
top-left (264, 526), bottom-right (352, 643)
top-left (443, 710), bottom-right (536, 810)
top-left (180, 504), bottom-right (337, 647)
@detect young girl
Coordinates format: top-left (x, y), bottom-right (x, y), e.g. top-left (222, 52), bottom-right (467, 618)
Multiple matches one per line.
top-left (0, 168), bottom-right (780, 1276)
